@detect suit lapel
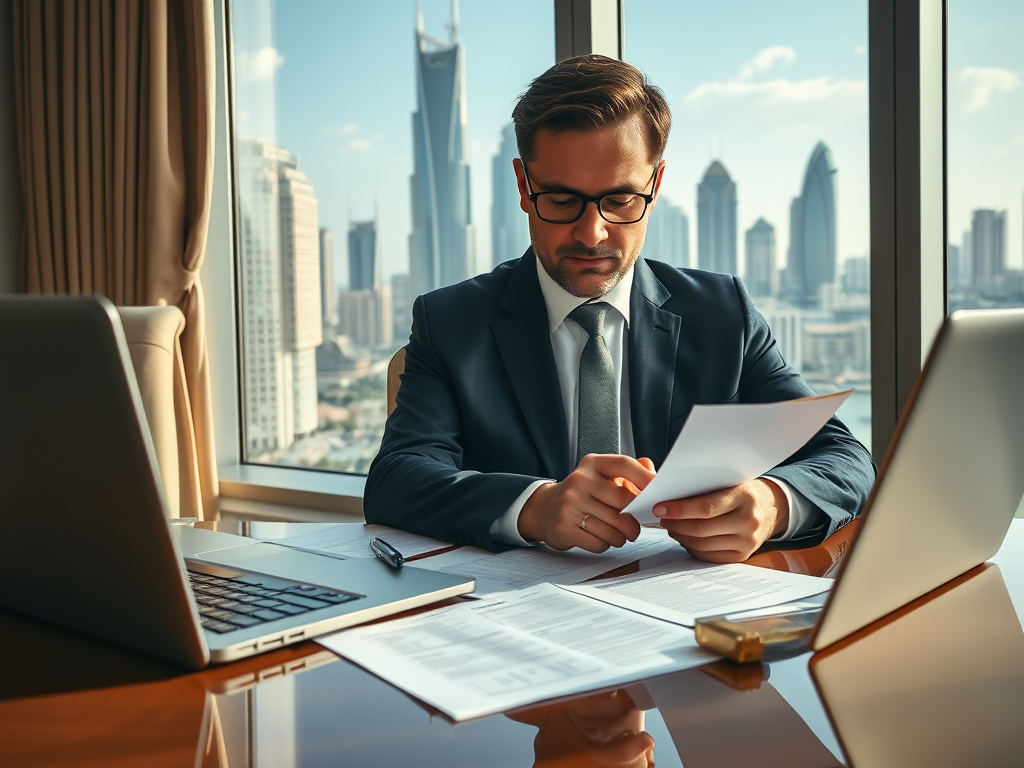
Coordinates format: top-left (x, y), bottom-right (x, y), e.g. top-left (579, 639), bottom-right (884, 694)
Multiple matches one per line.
top-left (629, 259), bottom-right (681, 466)
top-left (492, 251), bottom-right (571, 479)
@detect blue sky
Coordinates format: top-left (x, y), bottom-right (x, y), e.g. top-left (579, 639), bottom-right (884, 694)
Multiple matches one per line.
top-left (233, 0), bottom-right (1024, 286)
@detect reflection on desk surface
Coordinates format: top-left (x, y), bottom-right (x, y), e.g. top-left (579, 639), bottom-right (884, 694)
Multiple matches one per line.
top-left (2, 520), bottom-right (1023, 767)
top-left (812, 562), bottom-right (1024, 767)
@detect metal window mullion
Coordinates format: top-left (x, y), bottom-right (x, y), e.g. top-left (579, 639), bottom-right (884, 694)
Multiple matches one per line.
top-left (554, 0), bottom-right (623, 61)
top-left (868, 0), bottom-right (947, 458)
top-left (869, 0), bottom-right (900, 459)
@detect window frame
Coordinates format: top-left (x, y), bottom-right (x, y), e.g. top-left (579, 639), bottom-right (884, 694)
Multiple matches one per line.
top-left (206, 0), bottom-right (947, 517)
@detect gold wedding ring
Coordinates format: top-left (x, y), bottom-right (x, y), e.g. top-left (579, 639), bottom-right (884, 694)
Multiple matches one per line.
top-left (579, 513), bottom-right (591, 532)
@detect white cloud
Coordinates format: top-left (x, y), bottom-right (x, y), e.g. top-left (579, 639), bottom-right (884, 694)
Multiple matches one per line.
top-left (348, 138), bottom-right (372, 151)
top-left (236, 46), bottom-right (284, 83)
top-left (854, 45), bottom-right (867, 56)
top-left (684, 47), bottom-right (865, 132)
top-left (685, 76), bottom-right (866, 130)
top-left (957, 67), bottom-right (1021, 112)
top-left (737, 46), bottom-right (796, 81)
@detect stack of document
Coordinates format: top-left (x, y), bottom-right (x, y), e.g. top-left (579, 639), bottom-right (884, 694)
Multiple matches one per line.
top-left (317, 583), bottom-right (718, 721)
top-left (315, 546), bottom-right (830, 720)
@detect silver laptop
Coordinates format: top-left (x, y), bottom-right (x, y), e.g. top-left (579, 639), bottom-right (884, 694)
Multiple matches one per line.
top-left (810, 307), bottom-right (1024, 649)
top-left (0, 295), bottom-right (474, 669)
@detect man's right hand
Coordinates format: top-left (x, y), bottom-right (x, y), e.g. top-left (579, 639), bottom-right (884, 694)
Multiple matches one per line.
top-left (517, 454), bottom-right (656, 552)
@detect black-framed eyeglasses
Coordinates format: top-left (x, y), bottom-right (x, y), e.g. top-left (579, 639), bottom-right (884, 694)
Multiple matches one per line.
top-left (522, 163), bottom-right (659, 224)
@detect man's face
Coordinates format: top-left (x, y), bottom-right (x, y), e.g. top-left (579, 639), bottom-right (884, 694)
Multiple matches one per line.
top-left (513, 116), bottom-right (665, 299)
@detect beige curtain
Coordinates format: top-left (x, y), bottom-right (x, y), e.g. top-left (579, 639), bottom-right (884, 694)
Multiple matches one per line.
top-left (12, 0), bottom-right (219, 520)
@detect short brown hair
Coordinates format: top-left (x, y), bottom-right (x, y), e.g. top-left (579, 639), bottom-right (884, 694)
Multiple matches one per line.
top-left (512, 55), bottom-right (671, 163)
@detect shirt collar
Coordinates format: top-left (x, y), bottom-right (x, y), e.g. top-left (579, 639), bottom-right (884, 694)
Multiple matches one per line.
top-left (534, 250), bottom-right (634, 333)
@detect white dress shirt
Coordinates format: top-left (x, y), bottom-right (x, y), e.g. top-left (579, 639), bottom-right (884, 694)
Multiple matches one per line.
top-left (488, 257), bottom-right (815, 545)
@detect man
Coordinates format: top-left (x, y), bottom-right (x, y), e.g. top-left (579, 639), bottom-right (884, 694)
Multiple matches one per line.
top-left (365, 56), bottom-right (874, 563)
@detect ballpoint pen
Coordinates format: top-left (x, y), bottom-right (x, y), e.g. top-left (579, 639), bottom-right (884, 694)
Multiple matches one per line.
top-left (369, 537), bottom-right (405, 569)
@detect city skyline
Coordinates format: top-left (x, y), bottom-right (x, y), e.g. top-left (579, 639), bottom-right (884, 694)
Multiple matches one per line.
top-left (239, 0), bottom-right (1023, 292)
top-left (229, 0), bottom-right (1020, 468)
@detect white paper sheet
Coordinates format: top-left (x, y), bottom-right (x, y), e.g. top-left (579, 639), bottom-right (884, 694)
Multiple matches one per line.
top-left (317, 583), bottom-right (716, 721)
top-left (561, 554), bottom-right (832, 626)
top-left (264, 523), bottom-right (452, 560)
top-left (623, 390), bottom-right (852, 524)
top-left (410, 526), bottom-right (678, 597)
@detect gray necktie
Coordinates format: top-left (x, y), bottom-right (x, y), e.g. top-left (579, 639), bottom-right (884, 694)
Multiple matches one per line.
top-left (569, 302), bottom-right (619, 462)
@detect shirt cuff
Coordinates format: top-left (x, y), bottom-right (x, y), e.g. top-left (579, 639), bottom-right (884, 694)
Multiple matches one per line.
top-left (761, 477), bottom-right (816, 541)
top-left (488, 479), bottom-right (551, 546)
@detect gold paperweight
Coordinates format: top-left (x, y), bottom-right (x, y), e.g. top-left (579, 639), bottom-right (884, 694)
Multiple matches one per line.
top-left (695, 602), bottom-right (822, 663)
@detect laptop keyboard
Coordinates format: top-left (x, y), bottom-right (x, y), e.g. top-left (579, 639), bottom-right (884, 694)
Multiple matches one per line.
top-left (187, 571), bottom-right (361, 634)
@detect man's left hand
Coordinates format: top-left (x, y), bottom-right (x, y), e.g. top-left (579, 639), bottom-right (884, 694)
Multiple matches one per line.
top-left (654, 479), bottom-right (789, 563)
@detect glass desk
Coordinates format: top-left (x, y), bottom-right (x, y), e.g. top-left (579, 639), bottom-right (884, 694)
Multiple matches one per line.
top-left (2, 519), bottom-right (1022, 767)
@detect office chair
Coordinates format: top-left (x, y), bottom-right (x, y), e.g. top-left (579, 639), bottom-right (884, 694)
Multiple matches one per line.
top-left (386, 346), bottom-right (406, 417)
top-left (117, 305), bottom-right (188, 518)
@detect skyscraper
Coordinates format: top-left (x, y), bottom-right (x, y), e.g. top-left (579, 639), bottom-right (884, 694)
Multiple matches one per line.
top-left (961, 228), bottom-right (973, 290)
top-left (970, 208), bottom-right (1006, 291)
top-left (696, 160), bottom-right (737, 275)
top-left (842, 255), bottom-right (870, 295)
top-left (348, 220), bottom-right (379, 291)
top-left (408, 0), bottom-right (474, 299)
top-left (338, 287), bottom-right (394, 348)
top-left (491, 122), bottom-right (529, 268)
top-left (277, 158), bottom-right (322, 439)
top-left (947, 244), bottom-right (963, 292)
top-left (645, 197), bottom-right (689, 268)
top-left (339, 219), bottom-right (393, 346)
top-left (744, 218), bottom-right (777, 297)
top-left (787, 142), bottom-right (837, 307)
top-left (319, 227), bottom-right (336, 328)
top-left (391, 273), bottom-right (412, 341)
top-left (237, 138), bottom-right (322, 455)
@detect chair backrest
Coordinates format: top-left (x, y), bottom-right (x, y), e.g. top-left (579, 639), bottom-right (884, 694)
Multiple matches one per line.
top-left (387, 346), bottom-right (407, 416)
top-left (116, 306), bottom-right (187, 518)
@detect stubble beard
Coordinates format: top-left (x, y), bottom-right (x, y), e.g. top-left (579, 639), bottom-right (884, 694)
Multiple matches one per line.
top-left (533, 242), bottom-right (637, 299)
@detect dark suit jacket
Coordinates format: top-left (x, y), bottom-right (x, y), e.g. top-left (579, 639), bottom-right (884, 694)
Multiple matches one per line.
top-left (365, 251), bottom-right (875, 551)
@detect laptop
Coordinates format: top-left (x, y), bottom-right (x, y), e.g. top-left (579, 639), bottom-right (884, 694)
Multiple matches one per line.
top-left (0, 295), bottom-right (475, 669)
top-left (809, 307), bottom-right (1024, 650)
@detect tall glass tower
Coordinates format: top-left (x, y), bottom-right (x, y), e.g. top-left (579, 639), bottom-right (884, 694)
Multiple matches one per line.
top-left (788, 142), bottom-right (837, 307)
top-left (348, 220), bottom-right (379, 291)
top-left (970, 208), bottom-right (1006, 291)
top-left (237, 138), bottom-right (322, 454)
top-left (697, 160), bottom-right (737, 276)
top-left (646, 197), bottom-right (690, 268)
top-left (745, 217), bottom-right (777, 297)
top-left (491, 123), bottom-right (529, 268)
top-left (408, 0), bottom-right (474, 299)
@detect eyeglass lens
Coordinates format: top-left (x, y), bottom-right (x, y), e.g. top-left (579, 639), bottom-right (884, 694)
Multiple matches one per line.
top-left (535, 193), bottom-right (648, 224)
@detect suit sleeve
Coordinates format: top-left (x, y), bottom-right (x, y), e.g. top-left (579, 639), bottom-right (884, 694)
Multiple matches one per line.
top-left (731, 277), bottom-right (877, 547)
top-left (363, 295), bottom-right (539, 551)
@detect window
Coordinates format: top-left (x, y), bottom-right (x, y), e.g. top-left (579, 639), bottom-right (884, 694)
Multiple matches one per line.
top-left (625, 0), bottom-right (872, 450)
top-left (230, 0), bottom-right (553, 474)
top-left (211, 1), bottom-right (949, 505)
top-left (947, 0), bottom-right (1024, 313)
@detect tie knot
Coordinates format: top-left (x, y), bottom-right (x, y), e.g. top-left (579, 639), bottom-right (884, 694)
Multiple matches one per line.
top-left (569, 302), bottom-right (610, 338)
